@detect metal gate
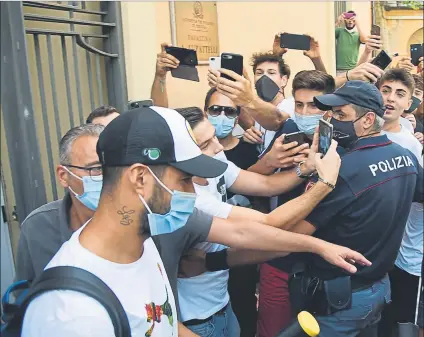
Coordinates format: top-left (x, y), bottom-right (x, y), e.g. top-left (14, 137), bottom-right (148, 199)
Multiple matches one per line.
top-left (1, 1), bottom-right (127, 258)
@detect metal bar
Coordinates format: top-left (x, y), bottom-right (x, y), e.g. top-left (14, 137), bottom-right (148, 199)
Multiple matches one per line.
top-left (95, 54), bottom-right (103, 105)
top-left (76, 34), bottom-right (117, 57)
top-left (1, 2), bottom-right (48, 220)
top-left (26, 28), bottom-right (108, 39)
top-left (33, 35), bottom-right (58, 201)
top-left (24, 13), bottom-right (116, 27)
top-left (71, 36), bottom-right (84, 124)
top-left (61, 36), bottom-right (74, 128)
top-left (46, 35), bottom-right (62, 147)
top-left (101, 2), bottom-right (128, 113)
top-left (23, 1), bottom-right (107, 15)
top-left (85, 47), bottom-right (95, 111)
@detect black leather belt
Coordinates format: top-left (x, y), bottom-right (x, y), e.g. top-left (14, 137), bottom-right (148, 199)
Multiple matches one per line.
top-left (183, 303), bottom-right (228, 326)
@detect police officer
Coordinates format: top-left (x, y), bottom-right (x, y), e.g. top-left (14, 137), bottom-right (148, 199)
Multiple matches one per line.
top-left (286, 81), bottom-right (423, 337)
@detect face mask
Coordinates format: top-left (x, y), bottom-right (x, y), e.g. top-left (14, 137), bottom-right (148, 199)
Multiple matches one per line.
top-left (330, 116), bottom-right (363, 149)
top-left (208, 115), bottom-right (235, 138)
top-left (64, 167), bottom-right (102, 211)
top-left (295, 113), bottom-right (323, 135)
top-left (404, 96), bottom-right (422, 114)
top-left (139, 167), bottom-right (196, 236)
top-left (255, 75), bottom-right (280, 102)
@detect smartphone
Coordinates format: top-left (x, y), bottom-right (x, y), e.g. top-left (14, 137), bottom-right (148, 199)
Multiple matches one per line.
top-left (280, 33), bottom-right (311, 51)
top-left (221, 53), bottom-right (243, 81)
top-left (371, 50), bottom-right (392, 70)
top-left (318, 119), bottom-right (333, 155)
top-left (209, 56), bottom-right (221, 71)
top-left (283, 131), bottom-right (308, 146)
top-left (371, 24), bottom-right (380, 36)
top-left (410, 44), bottom-right (423, 66)
top-left (165, 46), bottom-right (198, 66)
top-left (128, 99), bottom-right (153, 110)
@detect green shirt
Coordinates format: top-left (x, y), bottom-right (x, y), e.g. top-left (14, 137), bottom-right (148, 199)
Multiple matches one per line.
top-left (335, 28), bottom-right (361, 70)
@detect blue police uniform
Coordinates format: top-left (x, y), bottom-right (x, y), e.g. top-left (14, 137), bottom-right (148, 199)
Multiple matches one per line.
top-left (304, 134), bottom-right (423, 336)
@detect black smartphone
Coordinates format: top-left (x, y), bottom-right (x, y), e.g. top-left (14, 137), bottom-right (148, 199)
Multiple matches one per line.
top-left (318, 119), bottom-right (333, 155)
top-left (283, 131), bottom-right (308, 146)
top-left (371, 24), bottom-right (380, 36)
top-left (410, 44), bottom-right (423, 66)
top-left (165, 46), bottom-right (198, 66)
top-left (220, 53), bottom-right (243, 81)
top-left (128, 99), bottom-right (153, 110)
top-left (280, 33), bottom-right (311, 51)
top-left (371, 50), bottom-right (392, 70)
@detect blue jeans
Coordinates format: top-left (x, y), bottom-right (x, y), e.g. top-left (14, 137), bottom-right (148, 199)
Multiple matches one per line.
top-left (316, 274), bottom-right (391, 337)
top-left (187, 303), bottom-right (240, 337)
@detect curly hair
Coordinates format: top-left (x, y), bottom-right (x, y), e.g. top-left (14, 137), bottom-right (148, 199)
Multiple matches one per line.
top-left (250, 52), bottom-right (291, 78)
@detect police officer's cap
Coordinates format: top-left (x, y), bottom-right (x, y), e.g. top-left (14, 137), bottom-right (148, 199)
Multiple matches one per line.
top-left (314, 81), bottom-right (385, 117)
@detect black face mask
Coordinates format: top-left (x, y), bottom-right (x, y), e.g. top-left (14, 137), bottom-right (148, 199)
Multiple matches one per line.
top-left (255, 75), bottom-right (280, 102)
top-left (330, 116), bottom-right (363, 149)
top-left (404, 96), bottom-right (422, 114)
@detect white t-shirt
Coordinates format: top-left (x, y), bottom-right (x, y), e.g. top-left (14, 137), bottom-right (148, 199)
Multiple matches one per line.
top-left (400, 117), bottom-right (415, 134)
top-left (22, 225), bottom-right (178, 337)
top-left (255, 97), bottom-right (295, 153)
top-left (178, 151), bottom-right (240, 321)
top-left (383, 126), bottom-right (424, 276)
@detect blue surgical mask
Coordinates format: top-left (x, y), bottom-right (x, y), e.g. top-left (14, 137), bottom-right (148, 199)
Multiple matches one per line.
top-left (208, 115), bottom-right (235, 138)
top-left (64, 167), bottom-right (102, 211)
top-left (139, 167), bottom-right (196, 236)
top-left (295, 113), bottom-right (323, 135)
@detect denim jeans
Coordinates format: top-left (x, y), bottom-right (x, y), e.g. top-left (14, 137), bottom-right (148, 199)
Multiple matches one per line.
top-left (187, 302), bottom-right (240, 337)
top-left (316, 274), bottom-right (391, 337)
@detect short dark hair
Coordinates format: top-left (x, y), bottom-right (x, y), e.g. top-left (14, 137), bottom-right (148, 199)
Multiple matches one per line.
top-left (102, 165), bottom-right (167, 195)
top-left (292, 70), bottom-right (335, 97)
top-left (251, 52), bottom-right (291, 78)
top-left (203, 88), bottom-right (241, 114)
top-left (412, 74), bottom-right (423, 92)
top-left (86, 105), bottom-right (119, 124)
top-left (174, 107), bottom-right (205, 130)
top-left (377, 69), bottom-right (415, 96)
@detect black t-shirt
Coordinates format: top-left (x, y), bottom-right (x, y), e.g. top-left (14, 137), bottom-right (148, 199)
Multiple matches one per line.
top-left (415, 119), bottom-right (424, 133)
top-left (224, 139), bottom-right (259, 201)
top-left (306, 135), bottom-right (423, 281)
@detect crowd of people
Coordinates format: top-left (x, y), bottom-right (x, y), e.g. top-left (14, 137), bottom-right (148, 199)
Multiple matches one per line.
top-left (8, 10), bottom-right (424, 337)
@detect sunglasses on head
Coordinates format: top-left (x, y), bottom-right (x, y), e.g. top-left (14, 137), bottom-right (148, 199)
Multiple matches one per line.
top-left (207, 105), bottom-right (239, 119)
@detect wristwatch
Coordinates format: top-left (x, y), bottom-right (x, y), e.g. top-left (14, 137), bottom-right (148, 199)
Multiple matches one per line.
top-left (296, 161), bottom-right (314, 179)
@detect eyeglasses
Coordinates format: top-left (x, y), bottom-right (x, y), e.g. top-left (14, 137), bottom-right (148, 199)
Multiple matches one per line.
top-left (65, 165), bottom-right (102, 181)
top-left (207, 105), bottom-right (239, 119)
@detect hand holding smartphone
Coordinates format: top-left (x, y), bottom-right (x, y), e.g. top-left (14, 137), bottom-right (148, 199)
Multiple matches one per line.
top-left (283, 131), bottom-right (309, 146)
top-left (318, 119), bottom-right (333, 155)
top-left (164, 46), bottom-right (199, 82)
top-left (371, 50), bottom-right (392, 70)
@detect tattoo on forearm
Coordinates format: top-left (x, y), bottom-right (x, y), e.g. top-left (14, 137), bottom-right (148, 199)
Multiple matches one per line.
top-left (117, 206), bottom-right (135, 226)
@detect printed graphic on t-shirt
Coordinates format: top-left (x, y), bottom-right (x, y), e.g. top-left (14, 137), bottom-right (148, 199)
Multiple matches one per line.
top-left (145, 263), bottom-right (174, 337)
top-left (216, 176), bottom-right (227, 202)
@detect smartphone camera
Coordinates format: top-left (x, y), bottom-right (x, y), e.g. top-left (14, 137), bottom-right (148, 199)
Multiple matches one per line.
top-left (129, 102), bottom-right (140, 109)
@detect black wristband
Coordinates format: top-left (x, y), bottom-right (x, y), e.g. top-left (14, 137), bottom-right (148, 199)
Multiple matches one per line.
top-left (205, 249), bottom-right (229, 272)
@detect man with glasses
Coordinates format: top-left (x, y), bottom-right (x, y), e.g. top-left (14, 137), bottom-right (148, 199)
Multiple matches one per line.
top-left (15, 124), bottom-right (105, 282)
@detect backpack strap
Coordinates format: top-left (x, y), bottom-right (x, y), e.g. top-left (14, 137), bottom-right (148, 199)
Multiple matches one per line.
top-left (18, 266), bottom-right (131, 337)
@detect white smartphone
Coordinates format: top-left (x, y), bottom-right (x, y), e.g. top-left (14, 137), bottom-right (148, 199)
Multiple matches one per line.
top-left (209, 56), bottom-right (221, 71)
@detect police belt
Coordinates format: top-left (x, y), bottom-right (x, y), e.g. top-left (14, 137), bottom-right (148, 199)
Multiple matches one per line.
top-left (183, 303), bottom-right (228, 326)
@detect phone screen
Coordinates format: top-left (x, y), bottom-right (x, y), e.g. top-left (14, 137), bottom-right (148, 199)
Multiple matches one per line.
top-left (371, 50), bottom-right (392, 70)
top-left (318, 119), bottom-right (333, 155)
top-left (165, 47), bottom-right (198, 66)
top-left (280, 33), bottom-right (311, 51)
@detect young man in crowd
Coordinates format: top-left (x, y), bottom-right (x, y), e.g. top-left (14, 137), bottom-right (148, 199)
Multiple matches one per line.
top-left (335, 11), bottom-right (367, 74)
top-left (376, 69), bottom-right (424, 336)
top-left (86, 105), bottom-right (120, 126)
top-left (22, 107), bottom-right (370, 337)
top-left (247, 70), bottom-right (336, 336)
top-left (15, 124), bottom-right (104, 282)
